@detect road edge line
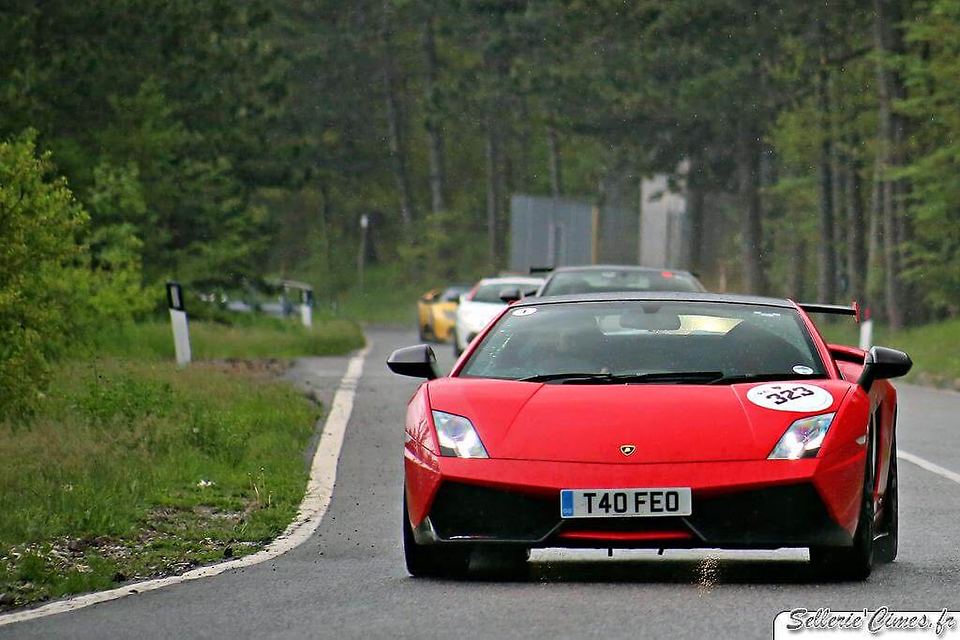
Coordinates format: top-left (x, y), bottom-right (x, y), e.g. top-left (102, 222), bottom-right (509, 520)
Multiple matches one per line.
top-left (899, 449), bottom-right (960, 485)
top-left (0, 341), bottom-right (372, 627)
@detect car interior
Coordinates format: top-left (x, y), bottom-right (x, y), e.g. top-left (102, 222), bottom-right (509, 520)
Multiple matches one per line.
top-left (463, 306), bottom-right (822, 380)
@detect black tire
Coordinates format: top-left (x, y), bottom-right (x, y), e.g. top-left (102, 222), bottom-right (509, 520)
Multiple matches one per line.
top-left (810, 425), bottom-right (876, 580)
top-left (875, 434), bottom-right (899, 563)
top-left (403, 496), bottom-right (470, 578)
top-left (452, 330), bottom-right (463, 357)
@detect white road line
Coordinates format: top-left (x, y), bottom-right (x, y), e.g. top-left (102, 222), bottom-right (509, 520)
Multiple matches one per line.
top-left (899, 449), bottom-right (960, 485)
top-left (0, 342), bottom-right (372, 628)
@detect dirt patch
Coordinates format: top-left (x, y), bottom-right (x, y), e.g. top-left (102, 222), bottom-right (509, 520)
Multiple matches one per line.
top-left (0, 505), bottom-right (263, 611)
top-left (206, 358), bottom-right (291, 377)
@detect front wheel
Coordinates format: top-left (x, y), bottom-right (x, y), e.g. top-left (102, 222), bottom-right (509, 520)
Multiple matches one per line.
top-left (875, 434), bottom-right (899, 563)
top-left (452, 329), bottom-right (463, 357)
top-left (810, 428), bottom-right (877, 580)
top-left (403, 495), bottom-right (470, 578)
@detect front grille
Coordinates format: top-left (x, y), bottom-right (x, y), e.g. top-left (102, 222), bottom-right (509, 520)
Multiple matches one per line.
top-left (427, 482), bottom-right (850, 547)
top-left (428, 482), bottom-right (558, 541)
top-left (687, 483), bottom-right (849, 546)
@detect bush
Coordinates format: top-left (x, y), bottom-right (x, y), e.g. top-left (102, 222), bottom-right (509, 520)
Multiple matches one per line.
top-left (0, 132), bottom-right (90, 420)
top-left (0, 133), bottom-right (150, 421)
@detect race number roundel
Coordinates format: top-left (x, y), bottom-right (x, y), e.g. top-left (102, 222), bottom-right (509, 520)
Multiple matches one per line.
top-left (746, 383), bottom-right (834, 412)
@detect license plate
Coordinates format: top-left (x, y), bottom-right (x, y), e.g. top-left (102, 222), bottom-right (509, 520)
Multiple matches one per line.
top-left (559, 488), bottom-right (692, 518)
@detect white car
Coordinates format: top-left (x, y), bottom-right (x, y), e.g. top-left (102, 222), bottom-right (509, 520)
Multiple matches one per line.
top-left (453, 276), bottom-right (544, 356)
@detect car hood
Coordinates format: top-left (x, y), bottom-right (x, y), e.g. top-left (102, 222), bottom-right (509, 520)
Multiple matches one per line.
top-left (456, 301), bottom-right (504, 328)
top-left (427, 377), bottom-right (852, 464)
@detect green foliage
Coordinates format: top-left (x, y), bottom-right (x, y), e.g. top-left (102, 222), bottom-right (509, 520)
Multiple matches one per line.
top-left (899, 0), bottom-right (960, 313)
top-left (330, 265), bottom-right (434, 326)
top-left (3, 0), bottom-right (959, 329)
top-left (84, 160), bottom-right (152, 323)
top-left (395, 209), bottom-right (488, 282)
top-left (0, 133), bottom-right (153, 420)
top-left (0, 133), bottom-right (89, 420)
top-left (1, 1), bottom-right (285, 289)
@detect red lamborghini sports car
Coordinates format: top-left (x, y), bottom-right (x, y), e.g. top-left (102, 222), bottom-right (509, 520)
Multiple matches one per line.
top-left (387, 293), bottom-right (912, 580)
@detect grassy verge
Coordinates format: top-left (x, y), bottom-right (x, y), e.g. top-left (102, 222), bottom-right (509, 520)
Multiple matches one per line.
top-left (329, 266), bottom-right (424, 326)
top-left (817, 317), bottom-right (960, 388)
top-left (0, 317), bottom-right (363, 610)
top-left (85, 317), bottom-right (364, 361)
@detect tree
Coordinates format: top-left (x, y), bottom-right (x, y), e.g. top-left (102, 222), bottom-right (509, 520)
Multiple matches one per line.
top-left (899, 0), bottom-right (960, 315)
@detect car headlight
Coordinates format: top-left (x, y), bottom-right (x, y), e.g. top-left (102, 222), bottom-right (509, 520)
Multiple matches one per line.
top-left (431, 410), bottom-right (488, 458)
top-left (768, 413), bottom-right (835, 460)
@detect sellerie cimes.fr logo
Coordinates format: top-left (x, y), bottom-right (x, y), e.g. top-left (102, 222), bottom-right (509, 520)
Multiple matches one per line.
top-left (774, 608), bottom-right (960, 638)
top-left (619, 444), bottom-right (636, 456)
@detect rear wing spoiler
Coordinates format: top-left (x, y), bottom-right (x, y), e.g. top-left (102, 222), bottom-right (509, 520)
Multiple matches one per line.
top-left (529, 266), bottom-right (554, 275)
top-left (798, 301), bottom-right (861, 323)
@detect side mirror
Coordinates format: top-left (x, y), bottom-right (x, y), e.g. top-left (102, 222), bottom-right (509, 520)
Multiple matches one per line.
top-left (499, 287), bottom-right (521, 303)
top-left (387, 344), bottom-right (439, 380)
top-left (857, 346), bottom-right (912, 392)
top-left (499, 286), bottom-right (539, 303)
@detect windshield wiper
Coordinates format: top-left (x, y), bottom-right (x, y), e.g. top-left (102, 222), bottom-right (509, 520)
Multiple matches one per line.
top-left (519, 371), bottom-right (725, 384)
top-left (519, 372), bottom-right (613, 383)
top-left (707, 372), bottom-right (825, 385)
top-left (519, 371), bottom-right (827, 385)
top-left (602, 371), bottom-right (725, 384)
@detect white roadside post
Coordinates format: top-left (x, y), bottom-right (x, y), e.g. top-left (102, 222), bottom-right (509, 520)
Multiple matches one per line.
top-left (166, 281), bottom-right (192, 367)
top-left (859, 307), bottom-right (874, 351)
top-left (300, 287), bottom-right (314, 328)
top-left (358, 214), bottom-right (369, 291)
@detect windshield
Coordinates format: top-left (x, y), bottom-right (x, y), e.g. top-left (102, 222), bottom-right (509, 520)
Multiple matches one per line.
top-left (541, 270), bottom-right (703, 296)
top-left (458, 301), bottom-right (826, 383)
top-left (441, 287), bottom-right (468, 302)
top-left (470, 281), bottom-right (537, 304)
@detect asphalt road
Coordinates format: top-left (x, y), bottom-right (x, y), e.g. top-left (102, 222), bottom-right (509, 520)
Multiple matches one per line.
top-left (4, 327), bottom-right (960, 639)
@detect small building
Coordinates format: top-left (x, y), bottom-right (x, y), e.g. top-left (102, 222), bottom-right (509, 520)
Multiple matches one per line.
top-left (508, 175), bottom-right (687, 273)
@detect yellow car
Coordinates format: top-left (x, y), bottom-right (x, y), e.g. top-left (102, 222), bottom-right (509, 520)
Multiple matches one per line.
top-left (417, 285), bottom-right (470, 342)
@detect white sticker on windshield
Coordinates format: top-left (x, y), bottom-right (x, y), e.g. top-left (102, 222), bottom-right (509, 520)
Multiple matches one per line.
top-left (513, 307), bottom-right (537, 316)
top-left (746, 383), bottom-right (833, 412)
top-left (792, 365), bottom-right (814, 375)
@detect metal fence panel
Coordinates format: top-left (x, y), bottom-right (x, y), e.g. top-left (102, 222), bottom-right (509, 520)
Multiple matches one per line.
top-left (509, 195), bottom-right (593, 272)
top-left (510, 186), bottom-right (686, 273)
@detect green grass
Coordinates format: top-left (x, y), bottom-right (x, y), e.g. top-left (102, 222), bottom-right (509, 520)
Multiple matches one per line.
top-left (817, 317), bottom-right (960, 387)
top-left (288, 260), bottom-right (462, 326)
top-left (83, 316), bottom-right (364, 361)
top-left (0, 316), bottom-right (364, 609)
top-left (0, 358), bottom-right (319, 609)
top-left (329, 265), bottom-right (424, 326)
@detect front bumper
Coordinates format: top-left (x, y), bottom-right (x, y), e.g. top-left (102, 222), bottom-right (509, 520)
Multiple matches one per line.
top-left (404, 448), bottom-right (865, 550)
top-left (430, 309), bottom-right (457, 342)
top-left (454, 318), bottom-right (483, 350)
